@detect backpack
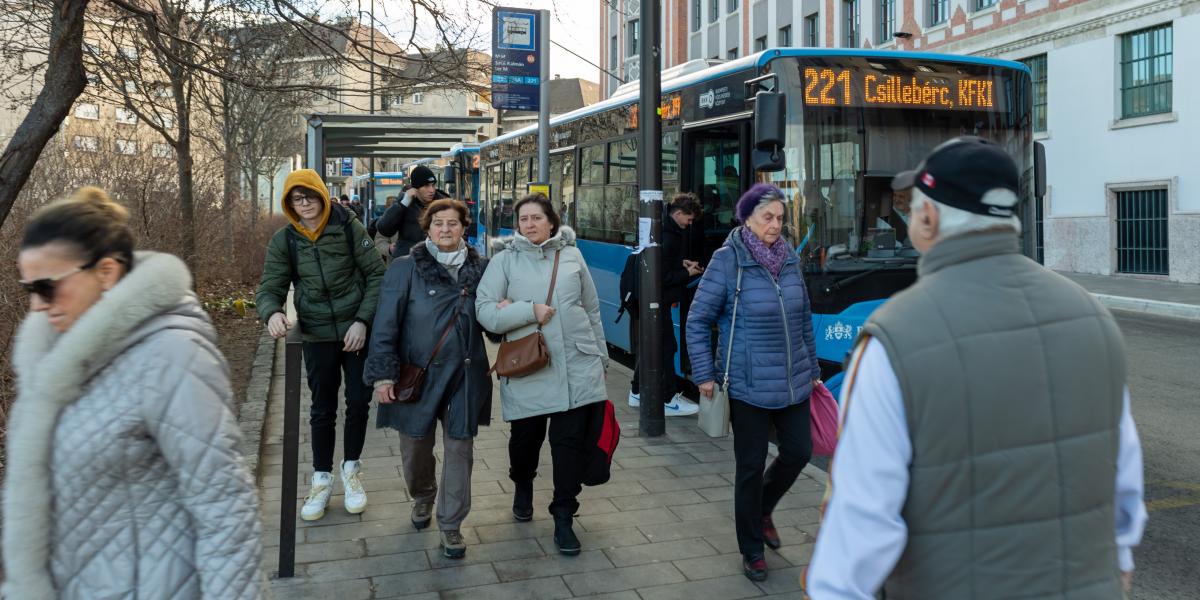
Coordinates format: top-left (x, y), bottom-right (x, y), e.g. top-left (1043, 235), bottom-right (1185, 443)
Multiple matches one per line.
top-left (285, 204), bottom-right (361, 290)
top-left (615, 251), bottom-right (639, 323)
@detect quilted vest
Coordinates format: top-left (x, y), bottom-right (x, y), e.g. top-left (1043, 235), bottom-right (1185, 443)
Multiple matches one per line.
top-left (862, 231), bottom-right (1126, 600)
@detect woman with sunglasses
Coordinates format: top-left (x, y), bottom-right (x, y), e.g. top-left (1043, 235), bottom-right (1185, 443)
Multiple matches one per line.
top-left (3, 187), bottom-right (264, 599)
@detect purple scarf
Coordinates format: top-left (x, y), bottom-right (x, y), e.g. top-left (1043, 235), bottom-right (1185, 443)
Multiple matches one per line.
top-left (741, 227), bottom-right (789, 279)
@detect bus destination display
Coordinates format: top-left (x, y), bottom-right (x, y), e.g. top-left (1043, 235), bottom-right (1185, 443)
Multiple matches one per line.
top-left (802, 67), bottom-right (1004, 111)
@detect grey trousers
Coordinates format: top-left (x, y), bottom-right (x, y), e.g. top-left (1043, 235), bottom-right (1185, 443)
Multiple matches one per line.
top-left (398, 421), bottom-right (474, 531)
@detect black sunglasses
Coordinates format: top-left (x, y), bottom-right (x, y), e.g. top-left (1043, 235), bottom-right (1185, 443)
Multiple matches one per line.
top-left (19, 257), bottom-right (100, 303)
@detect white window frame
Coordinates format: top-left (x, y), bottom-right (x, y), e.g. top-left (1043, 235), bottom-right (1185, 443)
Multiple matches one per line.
top-left (152, 143), bottom-right (173, 158)
top-left (116, 139), bottom-right (138, 155)
top-left (115, 107), bottom-right (138, 125)
top-left (411, 92), bottom-right (424, 105)
top-left (73, 135), bottom-right (99, 152)
top-left (75, 103), bottom-right (99, 120)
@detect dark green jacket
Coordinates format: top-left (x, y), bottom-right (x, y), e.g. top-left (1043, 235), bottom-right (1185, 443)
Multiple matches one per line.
top-left (256, 206), bottom-right (386, 342)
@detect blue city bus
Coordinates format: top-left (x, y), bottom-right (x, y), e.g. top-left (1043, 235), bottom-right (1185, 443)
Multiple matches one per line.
top-left (352, 171), bottom-right (407, 219)
top-left (478, 49), bottom-right (1042, 398)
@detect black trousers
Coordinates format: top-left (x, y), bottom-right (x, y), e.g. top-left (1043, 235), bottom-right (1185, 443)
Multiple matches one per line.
top-left (303, 341), bottom-right (371, 473)
top-left (730, 398), bottom-right (813, 557)
top-left (508, 402), bottom-right (604, 517)
top-left (629, 315), bottom-right (680, 398)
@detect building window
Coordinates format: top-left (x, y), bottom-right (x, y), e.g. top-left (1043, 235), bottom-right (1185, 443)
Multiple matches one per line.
top-left (1021, 54), bottom-right (1047, 132)
top-left (116, 139), bottom-right (137, 155)
top-left (929, 0), bottom-right (948, 26)
top-left (115, 107), bottom-right (138, 125)
top-left (73, 135), bottom-right (98, 152)
top-left (693, 0), bottom-right (701, 31)
top-left (153, 85), bottom-right (173, 98)
top-left (755, 35), bottom-right (767, 51)
top-left (627, 19), bottom-right (640, 57)
top-left (727, 47), bottom-right (738, 59)
top-left (709, 0), bottom-right (718, 23)
top-left (152, 143), bottom-right (173, 158)
top-left (976, 0), bottom-right (997, 8)
top-left (843, 0), bottom-right (859, 48)
top-left (123, 81), bottom-right (138, 94)
top-left (1116, 188), bottom-right (1169, 275)
top-left (805, 14), bottom-right (819, 46)
top-left (728, 0), bottom-right (739, 11)
top-left (74, 103), bottom-right (99, 120)
top-left (1120, 23), bottom-right (1172, 119)
top-left (83, 39), bottom-right (99, 55)
top-left (153, 113), bottom-right (176, 129)
top-left (412, 92), bottom-right (424, 105)
top-left (85, 72), bottom-right (99, 86)
top-left (779, 25), bottom-right (792, 47)
top-left (610, 35), bottom-right (618, 69)
top-left (118, 45), bottom-right (138, 59)
top-left (878, 0), bottom-right (895, 43)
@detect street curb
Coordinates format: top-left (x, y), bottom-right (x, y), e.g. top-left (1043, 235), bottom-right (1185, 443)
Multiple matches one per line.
top-left (1092, 293), bottom-right (1200, 322)
top-left (237, 327), bottom-right (276, 485)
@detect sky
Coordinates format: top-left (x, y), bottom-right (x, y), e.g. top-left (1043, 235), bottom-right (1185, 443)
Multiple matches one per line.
top-left (364, 0), bottom-right (604, 83)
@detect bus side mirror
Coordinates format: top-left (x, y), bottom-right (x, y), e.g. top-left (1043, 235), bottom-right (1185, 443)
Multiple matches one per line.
top-left (754, 91), bottom-right (786, 151)
top-left (1034, 141), bottom-right (1046, 199)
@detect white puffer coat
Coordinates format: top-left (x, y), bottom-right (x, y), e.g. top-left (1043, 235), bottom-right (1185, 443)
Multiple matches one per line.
top-left (475, 227), bottom-right (609, 421)
top-left (2, 252), bottom-right (264, 600)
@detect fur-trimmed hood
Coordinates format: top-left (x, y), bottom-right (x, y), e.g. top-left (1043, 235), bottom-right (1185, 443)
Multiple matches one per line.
top-left (410, 240), bottom-right (486, 289)
top-left (490, 225), bottom-right (577, 257)
top-left (3, 251), bottom-right (207, 598)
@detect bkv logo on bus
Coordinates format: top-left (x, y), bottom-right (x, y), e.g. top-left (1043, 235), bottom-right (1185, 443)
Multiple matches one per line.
top-left (699, 89), bottom-right (716, 109)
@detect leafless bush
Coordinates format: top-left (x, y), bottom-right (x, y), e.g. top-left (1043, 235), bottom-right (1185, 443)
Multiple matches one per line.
top-left (0, 133), bottom-right (282, 474)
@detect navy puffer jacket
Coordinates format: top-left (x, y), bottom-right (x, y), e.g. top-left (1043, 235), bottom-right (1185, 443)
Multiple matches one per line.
top-left (685, 227), bottom-right (820, 409)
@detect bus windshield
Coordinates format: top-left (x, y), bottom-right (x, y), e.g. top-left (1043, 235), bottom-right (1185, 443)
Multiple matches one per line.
top-left (761, 56), bottom-right (1032, 273)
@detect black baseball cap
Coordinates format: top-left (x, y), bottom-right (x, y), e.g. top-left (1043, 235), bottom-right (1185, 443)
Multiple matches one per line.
top-left (891, 136), bottom-right (1020, 218)
top-left (409, 165), bottom-right (438, 188)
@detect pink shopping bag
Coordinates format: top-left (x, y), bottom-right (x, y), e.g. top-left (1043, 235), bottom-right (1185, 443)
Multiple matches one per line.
top-left (810, 381), bottom-right (839, 457)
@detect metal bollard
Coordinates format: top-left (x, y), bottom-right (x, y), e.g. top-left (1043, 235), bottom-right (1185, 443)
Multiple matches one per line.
top-left (277, 326), bottom-right (303, 578)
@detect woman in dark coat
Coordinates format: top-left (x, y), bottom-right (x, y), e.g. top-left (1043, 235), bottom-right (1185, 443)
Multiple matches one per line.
top-left (364, 198), bottom-right (491, 560)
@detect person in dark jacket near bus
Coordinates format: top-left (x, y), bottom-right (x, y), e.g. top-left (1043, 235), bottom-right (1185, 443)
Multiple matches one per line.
top-left (686, 183), bottom-right (820, 583)
top-left (256, 168), bottom-right (386, 523)
top-left (363, 199), bottom-right (492, 560)
top-left (375, 165), bottom-right (439, 258)
top-left (628, 192), bottom-right (704, 416)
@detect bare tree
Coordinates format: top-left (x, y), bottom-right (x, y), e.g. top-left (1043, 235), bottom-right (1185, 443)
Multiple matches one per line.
top-left (0, 0), bottom-right (492, 263)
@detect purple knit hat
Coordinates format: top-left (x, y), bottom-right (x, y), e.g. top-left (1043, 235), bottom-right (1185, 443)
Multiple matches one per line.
top-left (736, 183), bottom-right (785, 222)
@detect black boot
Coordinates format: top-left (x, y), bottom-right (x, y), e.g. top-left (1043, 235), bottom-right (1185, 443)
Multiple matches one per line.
top-left (552, 512), bottom-right (581, 556)
top-left (512, 480), bottom-right (534, 522)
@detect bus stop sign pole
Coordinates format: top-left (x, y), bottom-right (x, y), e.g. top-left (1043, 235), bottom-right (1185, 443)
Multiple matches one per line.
top-left (637, 0), bottom-right (665, 437)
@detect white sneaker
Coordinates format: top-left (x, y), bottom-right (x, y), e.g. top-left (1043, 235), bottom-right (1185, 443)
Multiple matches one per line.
top-left (628, 390), bottom-right (640, 408)
top-left (664, 393), bottom-right (700, 417)
top-left (341, 460), bottom-right (368, 514)
top-left (301, 472), bottom-right (334, 521)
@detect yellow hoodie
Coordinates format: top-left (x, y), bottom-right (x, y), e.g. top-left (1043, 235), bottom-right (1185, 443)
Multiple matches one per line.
top-left (280, 169), bottom-right (332, 242)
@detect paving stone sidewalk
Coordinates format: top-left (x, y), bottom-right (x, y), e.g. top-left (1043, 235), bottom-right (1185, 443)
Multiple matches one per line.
top-left (257, 343), bottom-right (824, 599)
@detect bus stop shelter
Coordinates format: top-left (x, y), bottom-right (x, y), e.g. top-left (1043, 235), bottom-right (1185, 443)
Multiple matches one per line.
top-left (304, 113), bottom-right (493, 179)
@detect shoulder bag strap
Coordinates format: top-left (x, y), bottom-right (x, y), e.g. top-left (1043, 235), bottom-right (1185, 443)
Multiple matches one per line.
top-left (537, 250), bottom-right (562, 331)
top-left (423, 288), bottom-right (468, 370)
top-left (721, 265), bottom-right (743, 388)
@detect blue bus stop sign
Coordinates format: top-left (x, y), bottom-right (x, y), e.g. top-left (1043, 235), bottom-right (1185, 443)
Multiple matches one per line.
top-left (340, 157), bottom-right (353, 176)
top-left (491, 8), bottom-right (540, 111)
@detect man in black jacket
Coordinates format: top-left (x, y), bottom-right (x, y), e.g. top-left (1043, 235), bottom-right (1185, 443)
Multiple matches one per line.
top-left (629, 193), bottom-right (704, 416)
top-left (375, 165), bottom-right (439, 257)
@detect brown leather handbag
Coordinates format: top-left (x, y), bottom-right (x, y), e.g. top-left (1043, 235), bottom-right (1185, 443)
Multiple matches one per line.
top-left (393, 288), bottom-right (467, 403)
top-left (490, 250), bottom-right (560, 378)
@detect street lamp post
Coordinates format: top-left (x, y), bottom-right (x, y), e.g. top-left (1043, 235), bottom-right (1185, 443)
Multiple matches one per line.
top-left (637, 0), bottom-right (665, 437)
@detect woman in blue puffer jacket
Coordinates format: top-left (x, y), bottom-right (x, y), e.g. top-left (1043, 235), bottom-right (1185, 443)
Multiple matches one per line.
top-left (685, 183), bottom-right (820, 583)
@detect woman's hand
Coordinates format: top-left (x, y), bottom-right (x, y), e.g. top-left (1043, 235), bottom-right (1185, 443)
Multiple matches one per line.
top-left (698, 381), bottom-right (715, 398)
top-left (534, 303), bottom-right (556, 325)
top-left (497, 298), bottom-right (513, 309)
top-left (375, 383), bottom-right (395, 405)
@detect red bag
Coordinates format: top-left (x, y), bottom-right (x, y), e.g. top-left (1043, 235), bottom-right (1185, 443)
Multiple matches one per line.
top-left (583, 400), bottom-right (620, 486)
top-left (810, 381), bottom-right (840, 457)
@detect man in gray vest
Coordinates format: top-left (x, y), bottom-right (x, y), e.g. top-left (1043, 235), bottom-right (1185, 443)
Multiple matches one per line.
top-left (806, 137), bottom-right (1147, 599)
